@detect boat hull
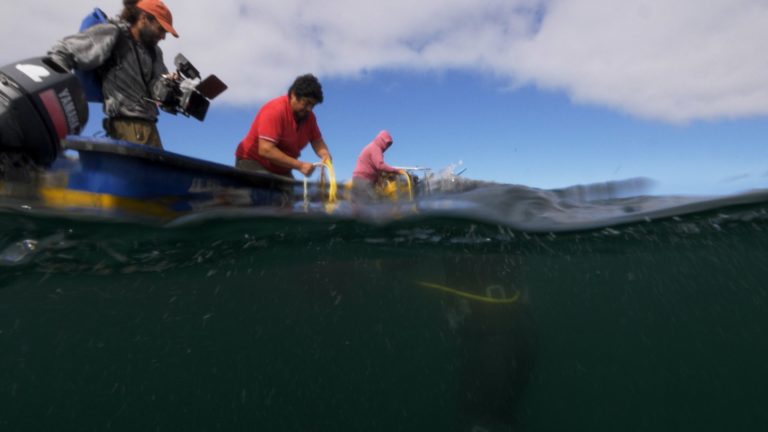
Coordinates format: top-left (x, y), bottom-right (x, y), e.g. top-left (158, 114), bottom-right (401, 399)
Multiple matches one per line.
top-left (10, 136), bottom-right (299, 220)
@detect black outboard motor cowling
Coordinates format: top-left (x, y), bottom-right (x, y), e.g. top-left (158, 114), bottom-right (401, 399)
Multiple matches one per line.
top-left (0, 57), bottom-right (88, 166)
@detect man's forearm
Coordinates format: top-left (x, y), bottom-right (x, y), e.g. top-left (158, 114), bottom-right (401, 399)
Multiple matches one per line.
top-left (312, 139), bottom-right (331, 161)
top-left (47, 41), bottom-right (76, 71)
top-left (259, 141), bottom-right (302, 169)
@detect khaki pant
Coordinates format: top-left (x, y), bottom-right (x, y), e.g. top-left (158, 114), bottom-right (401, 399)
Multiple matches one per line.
top-left (104, 118), bottom-right (163, 149)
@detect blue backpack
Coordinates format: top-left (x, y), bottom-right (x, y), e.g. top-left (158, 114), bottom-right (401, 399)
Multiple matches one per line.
top-left (75, 8), bottom-right (109, 103)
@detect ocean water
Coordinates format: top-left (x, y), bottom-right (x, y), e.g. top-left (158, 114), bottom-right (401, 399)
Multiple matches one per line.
top-left (1, 179), bottom-right (767, 431)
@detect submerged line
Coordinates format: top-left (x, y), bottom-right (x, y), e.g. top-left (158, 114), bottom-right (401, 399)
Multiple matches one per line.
top-left (416, 281), bottom-right (520, 304)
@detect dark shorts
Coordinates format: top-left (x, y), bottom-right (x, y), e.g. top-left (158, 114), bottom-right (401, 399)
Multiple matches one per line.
top-left (235, 158), bottom-right (294, 179)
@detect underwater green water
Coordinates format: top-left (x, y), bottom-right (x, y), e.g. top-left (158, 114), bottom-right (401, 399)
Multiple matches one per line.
top-left (1, 203), bottom-right (767, 431)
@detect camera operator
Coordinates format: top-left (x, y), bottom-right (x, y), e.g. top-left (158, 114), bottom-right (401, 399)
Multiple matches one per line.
top-left (48, 0), bottom-right (179, 148)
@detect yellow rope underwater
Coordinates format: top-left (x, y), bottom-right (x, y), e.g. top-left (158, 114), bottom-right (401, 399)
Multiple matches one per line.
top-left (416, 281), bottom-right (521, 304)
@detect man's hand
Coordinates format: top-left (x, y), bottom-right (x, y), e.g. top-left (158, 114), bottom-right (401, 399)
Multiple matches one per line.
top-left (298, 162), bottom-right (316, 177)
top-left (318, 152), bottom-right (332, 166)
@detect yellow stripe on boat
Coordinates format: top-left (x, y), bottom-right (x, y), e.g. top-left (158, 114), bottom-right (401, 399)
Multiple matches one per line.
top-left (39, 187), bottom-right (180, 218)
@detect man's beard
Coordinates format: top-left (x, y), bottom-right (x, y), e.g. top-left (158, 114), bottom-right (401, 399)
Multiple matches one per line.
top-left (293, 112), bottom-right (308, 123)
top-left (138, 27), bottom-right (159, 49)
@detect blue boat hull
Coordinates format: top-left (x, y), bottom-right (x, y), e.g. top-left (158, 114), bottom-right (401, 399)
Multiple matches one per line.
top-left (32, 136), bottom-right (298, 220)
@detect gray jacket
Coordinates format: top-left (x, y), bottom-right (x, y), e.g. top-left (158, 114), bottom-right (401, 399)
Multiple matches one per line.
top-left (48, 20), bottom-right (168, 122)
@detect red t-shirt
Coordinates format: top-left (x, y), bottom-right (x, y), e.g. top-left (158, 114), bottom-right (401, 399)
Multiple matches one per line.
top-left (235, 95), bottom-right (322, 176)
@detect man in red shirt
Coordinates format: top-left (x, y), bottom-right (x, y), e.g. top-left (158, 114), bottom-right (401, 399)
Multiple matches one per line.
top-left (235, 74), bottom-right (332, 177)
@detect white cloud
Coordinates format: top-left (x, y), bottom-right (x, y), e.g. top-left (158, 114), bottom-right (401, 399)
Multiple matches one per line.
top-left (2, 0), bottom-right (766, 122)
top-left (510, 0), bottom-right (768, 122)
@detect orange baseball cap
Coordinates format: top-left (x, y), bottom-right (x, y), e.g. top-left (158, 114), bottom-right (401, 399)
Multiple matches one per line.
top-left (136, 0), bottom-right (179, 38)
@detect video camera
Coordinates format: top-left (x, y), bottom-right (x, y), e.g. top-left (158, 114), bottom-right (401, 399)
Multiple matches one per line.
top-left (152, 54), bottom-right (227, 122)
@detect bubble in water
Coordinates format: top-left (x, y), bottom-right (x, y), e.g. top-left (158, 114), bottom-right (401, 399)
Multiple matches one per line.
top-left (0, 239), bottom-right (39, 266)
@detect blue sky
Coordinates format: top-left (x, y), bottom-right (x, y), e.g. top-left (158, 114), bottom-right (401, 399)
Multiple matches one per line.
top-left (2, 0), bottom-right (767, 195)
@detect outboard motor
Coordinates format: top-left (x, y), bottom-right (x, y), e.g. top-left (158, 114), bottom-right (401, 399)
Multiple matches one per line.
top-left (0, 57), bottom-right (88, 172)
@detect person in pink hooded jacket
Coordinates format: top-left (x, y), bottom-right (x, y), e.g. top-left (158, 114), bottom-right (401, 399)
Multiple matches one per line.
top-left (352, 130), bottom-right (403, 184)
top-left (350, 130), bottom-right (404, 201)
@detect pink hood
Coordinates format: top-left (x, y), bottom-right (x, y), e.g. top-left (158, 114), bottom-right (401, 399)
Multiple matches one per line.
top-left (374, 130), bottom-right (393, 150)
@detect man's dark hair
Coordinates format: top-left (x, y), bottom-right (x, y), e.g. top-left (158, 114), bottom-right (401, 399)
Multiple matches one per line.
top-left (288, 74), bottom-right (324, 103)
top-left (120, 0), bottom-right (142, 24)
